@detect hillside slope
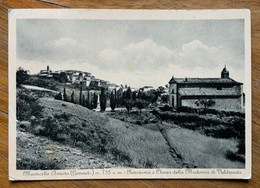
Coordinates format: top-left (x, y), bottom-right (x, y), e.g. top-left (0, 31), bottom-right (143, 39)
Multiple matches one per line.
top-left (17, 130), bottom-right (122, 170)
top-left (18, 97), bottom-right (181, 169)
top-left (17, 97), bottom-right (243, 169)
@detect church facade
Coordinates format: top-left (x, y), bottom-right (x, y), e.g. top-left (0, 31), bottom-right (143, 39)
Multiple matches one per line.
top-left (168, 67), bottom-right (243, 112)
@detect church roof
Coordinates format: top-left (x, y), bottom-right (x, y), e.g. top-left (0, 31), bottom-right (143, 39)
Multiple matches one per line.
top-left (169, 77), bottom-right (242, 85)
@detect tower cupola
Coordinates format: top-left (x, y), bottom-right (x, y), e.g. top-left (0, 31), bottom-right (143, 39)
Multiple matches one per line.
top-left (221, 66), bottom-right (229, 78)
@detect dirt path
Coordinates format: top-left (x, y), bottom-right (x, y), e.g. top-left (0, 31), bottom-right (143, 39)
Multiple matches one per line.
top-left (157, 122), bottom-right (197, 168)
top-left (17, 129), bottom-right (122, 169)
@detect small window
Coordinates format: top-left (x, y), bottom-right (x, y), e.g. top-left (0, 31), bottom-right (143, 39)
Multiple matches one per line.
top-left (171, 89), bottom-right (174, 94)
top-left (217, 86), bottom-right (222, 90)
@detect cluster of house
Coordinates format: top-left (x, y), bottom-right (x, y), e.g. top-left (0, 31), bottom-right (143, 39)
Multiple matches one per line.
top-left (38, 65), bottom-right (118, 89)
top-left (38, 65), bottom-right (161, 93)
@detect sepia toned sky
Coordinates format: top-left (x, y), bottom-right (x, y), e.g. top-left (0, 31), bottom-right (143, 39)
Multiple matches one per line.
top-left (17, 19), bottom-right (245, 88)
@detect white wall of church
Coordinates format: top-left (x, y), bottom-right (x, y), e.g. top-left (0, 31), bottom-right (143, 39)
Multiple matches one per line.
top-left (181, 97), bottom-right (242, 112)
top-left (169, 83), bottom-right (177, 108)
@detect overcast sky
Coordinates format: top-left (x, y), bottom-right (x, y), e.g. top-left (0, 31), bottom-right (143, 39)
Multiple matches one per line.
top-left (17, 19), bottom-right (245, 88)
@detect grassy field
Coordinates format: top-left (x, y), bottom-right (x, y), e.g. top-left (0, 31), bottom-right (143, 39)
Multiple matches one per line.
top-left (17, 88), bottom-right (245, 169)
top-left (161, 123), bottom-right (244, 168)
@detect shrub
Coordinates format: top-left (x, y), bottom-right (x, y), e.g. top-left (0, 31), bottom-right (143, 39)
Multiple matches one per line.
top-left (225, 150), bottom-right (245, 163)
top-left (39, 117), bottom-right (63, 141)
top-left (237, 137), bottom-right (245, 154)
top-left (135, 99), bottom-right (148, 113)
top-left (56, 133), bottom-right (69, 143)
top-left (54, 92), bottom-right (62, 100)
top-left (153, 109), bottom-right (245, 140)
top-left (23, 75), bottom-right (59, 90)
top-left (159, 105), bottom-right (173, 112)
top-left (17, 157), bottom-right (62, 170)
top-left (16, 67), bottom-right (29, 86)
top-left (16, 89), bottom-right (43, 121)
top-left (123, 100), bottom-right (134, 114)
top-left (178, 105), bottom-right (245, 118)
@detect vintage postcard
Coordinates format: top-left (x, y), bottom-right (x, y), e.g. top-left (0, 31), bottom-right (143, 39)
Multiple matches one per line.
top-left (9, 9), bottom-right (251, 180)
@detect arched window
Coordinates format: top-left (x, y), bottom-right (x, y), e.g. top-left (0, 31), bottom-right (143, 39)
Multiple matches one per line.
top-left (171, 89), bottom-right (174, 94)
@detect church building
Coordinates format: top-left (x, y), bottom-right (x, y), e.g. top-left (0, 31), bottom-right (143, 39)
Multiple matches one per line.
top-left (168, 66), bottom-right (243, 112)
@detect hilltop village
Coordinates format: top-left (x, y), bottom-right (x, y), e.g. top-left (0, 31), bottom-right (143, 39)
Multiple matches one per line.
top-left (35, 65), bottom-right (244, 112)
top-left (38, 65), bottom-right (160, 93)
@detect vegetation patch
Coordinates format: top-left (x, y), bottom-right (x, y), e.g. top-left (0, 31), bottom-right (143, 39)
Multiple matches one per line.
top-left (16, 88), bottom-right (43, 121)
top-left (164, 125), bottom-right (244, 168)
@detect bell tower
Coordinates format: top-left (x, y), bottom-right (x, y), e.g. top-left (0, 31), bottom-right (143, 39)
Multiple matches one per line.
top-left (221, 65), bottom-right (229, 78)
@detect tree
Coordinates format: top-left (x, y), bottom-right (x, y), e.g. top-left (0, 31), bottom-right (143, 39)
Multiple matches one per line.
top-left (125, 87), bottom-right (132, 99)
top-left (110, 90), bottom-right (116, 111)
top-left (71, 91), bottom-right (75, 103)
top-left (79, 85), bottom-right (83, 105)
top-left (59, 72), bottom-right (68, 83)
top-left (86, 91), bottom-right (90, 109)
top-left (145, 90), bottom-right (158, 104)
top-left (63, 87), bottom-right (68, 102)
top-left (93, 93), bottom-right (98, 109)
top-left (132, 91), bottom-right (137, 101)
top-left (16, 67), bottom-right (29, 86)
top-left (195, 99), bottom-right (215, 114)
top-left (82, 95), bottom-right (85, 106)
top-left (161, 94), bottom-right (169, 103)
top-left (123, 87), bottom-right (133, 114)
top-left (100, 87), bottom-right (107, 112)
top-left (135, 99), bottom-right (148, 113)
top-left (137, 90), bottom-right (143, 99)
top-left (116, 88), bottom-right (123, 107)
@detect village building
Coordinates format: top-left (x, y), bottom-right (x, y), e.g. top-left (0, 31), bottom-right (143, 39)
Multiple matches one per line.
top-left (141, 86), bottom-right (154, 92)
top-left (168, 66), bottom-right (243, 112)
top-left (100, 80), bottom-right (109, 88)
top-left (82, 76), bottom-right (92, 87)
top-left (89, 79), bottom-right (101, 87)
top-left (38, 65), bottom-right (53, 78)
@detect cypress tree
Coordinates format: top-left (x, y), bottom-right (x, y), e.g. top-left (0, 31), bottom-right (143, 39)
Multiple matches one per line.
top-left (100, 87), bottom-right (107, 112)
top-left (71, 91), bottom-right (75, 103)
top-left (124, 87), bottom-right (133, 114)
top-left (82, 94), bottom-right (85, 106)
top-left (79, 85), bottom-right (83, 105)
top-left (126, 87), bottom-right (132, 99)
top-left (63, 87), bottom-right (68, 102)
top-left (93, 93), bottom-right (98, 109)
top-left (86, 91), bottom-right (90, 109)
top-left (110, 90), bottom-right (116, 111)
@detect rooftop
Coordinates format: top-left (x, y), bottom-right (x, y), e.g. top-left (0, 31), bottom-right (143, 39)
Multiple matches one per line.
top-left (169, 77), bottom-right (242, 85)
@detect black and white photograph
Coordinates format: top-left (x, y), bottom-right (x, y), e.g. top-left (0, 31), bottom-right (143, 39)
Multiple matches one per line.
top-left (9, 9), bottom-right (251, 180)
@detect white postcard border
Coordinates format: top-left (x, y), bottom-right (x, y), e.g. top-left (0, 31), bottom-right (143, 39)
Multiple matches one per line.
top-left (8, 9), bottom-right (251, 180)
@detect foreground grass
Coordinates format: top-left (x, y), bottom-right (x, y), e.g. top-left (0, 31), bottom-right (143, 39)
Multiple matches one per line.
top-left (22, 98), bottom-right (179, 168)
top-left (163, 123), bottom-right (244, 168)
top-left (104, 118), bottom-right (180, 168)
